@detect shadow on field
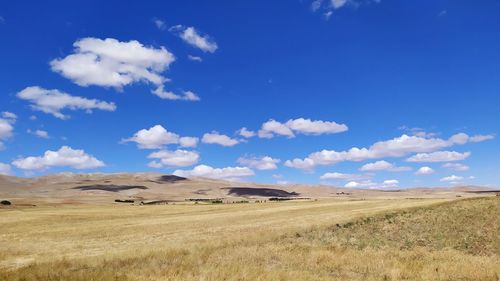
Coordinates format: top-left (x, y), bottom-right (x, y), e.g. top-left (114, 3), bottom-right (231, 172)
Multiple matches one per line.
top-left (224, 187), bottom-right (299, 197)
top-left (73, 185), bottom-right (148, 192)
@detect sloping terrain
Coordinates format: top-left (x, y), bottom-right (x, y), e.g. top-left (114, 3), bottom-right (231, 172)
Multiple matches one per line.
top-left (0, 173), bottom-right (495, 206)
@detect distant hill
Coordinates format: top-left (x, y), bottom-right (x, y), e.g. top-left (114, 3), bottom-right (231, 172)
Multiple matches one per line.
top-left (0, 173), bottom-right (496, 205)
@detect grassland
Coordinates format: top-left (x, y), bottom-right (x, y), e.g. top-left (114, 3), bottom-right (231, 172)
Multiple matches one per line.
top-left (0, 197), bottom-right (498, 280)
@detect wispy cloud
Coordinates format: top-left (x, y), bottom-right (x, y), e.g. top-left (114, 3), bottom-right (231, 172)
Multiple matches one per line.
top-left (170, 25), bottom-right (218, 53)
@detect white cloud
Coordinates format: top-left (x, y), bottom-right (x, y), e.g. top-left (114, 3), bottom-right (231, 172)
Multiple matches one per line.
top-left (285, 118), bottom-right (348, 135)
top-left (415, 166), bottom-right (434, 175)
top-left (407, 151), bottom-right (471, 163)
top-left (344, 180), bottom-right (375, 188)
top-left (258, 118), bottom-right (347, 138)
top-left (238, 127), bottom-right (256, 138)
top-left (170, 25), bottom-right (218, 53)
top-left (359, 160), bottom-right (411, 172)
top-left (0, 163), bottom-right (12, 176)
top-left (311, 0), bottom-right (381, 18)
top-left (237, 156), bottom-right (280, 170)
top-left (153, 18), bottom-right (166, 30)
top-left (123, 125), bottom-right (179, 149)
top-left (28, 129), bottom-right (50, 139)
top-left (147, 149), bottom-right (199, 168)
top-left (174, 164), bottom-right (254, 181)
top-left (152, 86), bottom-right (200, 101)
top-left (0, 119), bottom-right (14, 140)
top-left (12, 146), bottom-right (105, 170)
top-left (179, 137), bottom-right (199, 148)
top-left (0, 115), bottom-right (15, 150)
top-left (382, 179), bottom-right (399, 188)
top-left (344, 179), bottom-right (398, 189)
top-left (2, 112), bottom-right (17, 120)
top-left (469, 134), bottom-right (494, 143)
top-left (446, 132), bottom-right (494, 145)
top-left (258, 119), bottom-right (295, 138)
top-left (182, 91), bottom-right (200, 101)
top-left (442, 163), bottom-right (469, 171)
top-left (51, 37), bottom-right (175, 89)
top-left (202, 131), bottom-right (239, 147)
top-left (311, 0), bottom-right (323, 11)
top-left (49, 38), bottom-right (196, 101)
top-left (187, 55), bottom-right (203, 62)
top-left (320, 172), bottom-right (368, 181)
top-left (17, 86), bottom-right (116, 120)
top-left (286, 133), bottom-right (482, 170)
top-left (324, 11), bottom-right (333, 20)
top-left (284, 158), bottom-right (316, 170)
top-left (331, 0), bottom-right (348, 9)
top-left (440, 175), bottom-right (464, 182)
top-left (398, 126), bottom-right (438, 139)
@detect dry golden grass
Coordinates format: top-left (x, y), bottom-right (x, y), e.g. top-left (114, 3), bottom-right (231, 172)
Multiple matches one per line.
top-left (0, 197), bottom-right (498, 280)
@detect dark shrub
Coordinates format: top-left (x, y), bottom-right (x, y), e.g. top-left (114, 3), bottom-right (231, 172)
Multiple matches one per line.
top-left (115, 199), bottom-right (134, 203)
top-left (1, 200), bottom-right (11, 205)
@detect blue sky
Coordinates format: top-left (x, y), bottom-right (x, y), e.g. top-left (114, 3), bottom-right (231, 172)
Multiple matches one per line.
top-left (0, 0), bottom-right (499, 188)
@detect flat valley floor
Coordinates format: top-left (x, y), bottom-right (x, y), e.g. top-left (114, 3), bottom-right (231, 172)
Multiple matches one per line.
top-left (0, 196), bottom-right (498, 280)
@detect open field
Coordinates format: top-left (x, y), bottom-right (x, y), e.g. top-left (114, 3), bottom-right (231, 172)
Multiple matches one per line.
top-left (1, 196), bottom-right (498, 281)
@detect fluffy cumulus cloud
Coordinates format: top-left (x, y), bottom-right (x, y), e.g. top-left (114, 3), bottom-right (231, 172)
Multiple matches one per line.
top-left (170, 25), bottom-right (218, 53)
top-left (12, 146), bottom-right (105, 170)
top-left (238, 127), bottom-right (256, 138)
top-left (284, 158), bottom-right (316, 170)
top-left (148, 149), bottom-right (199, 168)
top-left (344, 180), bottom-right (376, 188)
top-left (179, 137), bottom-right (199, 148)
top-left (50, 37), bottom-right (197, 101)
top-left (320, 172), bottom-right (368, 181)
top-left (0, 119), bottom-right (14, 148)
top-left (344, 179), bottom-right (398, 189)
top-left (51, 37), bottom-right (174, 89)
top-left (440, 175), bottom-right (464, 183)
top-left (202, 132), bottom-right (239, 147)
top-left (258, 119), bottom-right (295, 138)
top-left (174, 164), bottom-right (254, 181)
top-left (415, 166), bottom-right (435, 175)
top-left (382, 179), bottom-right (399, 188)
top-left (406, 151), bottom-right (471, 163)
top-left (237, 156), bottom-right (280, 170)
top-left (285, 133), bottom-right (482, 170)
top-left (258, 118), bottom-right (347, 138)
top-left (17, 86), bottom-right (116, 120)
top-left (442, 163), bottom-right (469, 171)
top-left (0, 163), bottom-right (12, 175)
top-left (285, 118), bottom-right (348, 135)
top-left (0, 112), bottom-right (16, 150)
top-left (359, 160), bottom-right (411, 172)
top-left (123, 125), bottom-right (180, 149)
